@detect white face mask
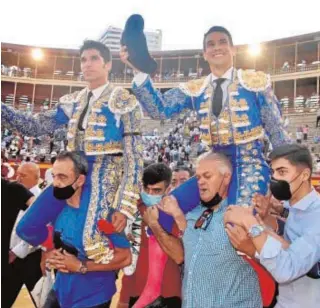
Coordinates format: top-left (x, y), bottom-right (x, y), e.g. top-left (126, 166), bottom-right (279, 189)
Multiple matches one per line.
top-left (140, 191), bottom-right (163, 207)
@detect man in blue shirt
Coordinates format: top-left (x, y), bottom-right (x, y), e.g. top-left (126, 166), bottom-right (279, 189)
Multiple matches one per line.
top-left (225, 144), bottom-right (320, 308)
top-left (145, 152), bottom-right (262, 308)
top-left (18, 152), bottom-right (131, 308)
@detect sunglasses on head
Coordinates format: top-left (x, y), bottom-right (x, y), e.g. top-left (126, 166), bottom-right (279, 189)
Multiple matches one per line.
top-left (194, 208), bottom-right (214, 230)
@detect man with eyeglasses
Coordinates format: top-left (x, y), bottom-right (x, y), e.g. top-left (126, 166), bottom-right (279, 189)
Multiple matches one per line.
top-left (146, 152), bottom-right (262, 308)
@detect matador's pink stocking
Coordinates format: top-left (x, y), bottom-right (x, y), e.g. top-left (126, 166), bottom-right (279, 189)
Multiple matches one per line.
top-left (133, 235), bottom-right (168, 308)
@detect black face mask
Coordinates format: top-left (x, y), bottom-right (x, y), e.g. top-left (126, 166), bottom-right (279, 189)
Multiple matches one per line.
top-left (200, 193), bottom-right (223, 209)
top-left (270, 172), bottom-right (303, 201)
top-left (53, 178), bottom-right (78, 200)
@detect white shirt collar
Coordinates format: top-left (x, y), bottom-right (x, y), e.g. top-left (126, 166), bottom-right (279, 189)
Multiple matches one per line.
top-left (87, 82), bottom-right (109, 100)
top-left (30, 185), bottom-right (42, 198)
top-left (211, 67), bottom-right (234, 82)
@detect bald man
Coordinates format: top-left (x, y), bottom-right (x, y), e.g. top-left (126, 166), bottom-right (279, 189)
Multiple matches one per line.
top-left (16, 162), bottom-right (41, 197)
top-left (7, 162), bottom-right (43, 308)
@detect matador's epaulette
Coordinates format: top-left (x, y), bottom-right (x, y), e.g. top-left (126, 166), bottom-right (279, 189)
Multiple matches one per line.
top-left (238, 69), bottom-right (271, 92)
top-left (178, 77), bottom-right (208, 97)
top-left (108, 87), bottom-right (138, 115)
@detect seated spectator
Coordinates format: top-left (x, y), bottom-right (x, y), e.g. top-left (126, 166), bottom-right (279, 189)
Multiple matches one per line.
top-left (282, 61), bottom-right (290, 70)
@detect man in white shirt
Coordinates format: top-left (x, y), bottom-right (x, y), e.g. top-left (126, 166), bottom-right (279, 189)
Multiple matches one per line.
top-left (7, 162), bottom-right (43, 307)
top-left (225, 144), bottom-right (320, 308)
top-left (16, 162), bottom-right (42, 198)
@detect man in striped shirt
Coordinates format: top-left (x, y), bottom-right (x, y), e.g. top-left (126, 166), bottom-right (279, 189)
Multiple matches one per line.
top-left (147, 152), bottom-right (262, 308)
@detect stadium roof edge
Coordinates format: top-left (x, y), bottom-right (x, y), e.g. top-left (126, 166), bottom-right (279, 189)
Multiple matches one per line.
top-left (2, 31), bottom-right (320, 57)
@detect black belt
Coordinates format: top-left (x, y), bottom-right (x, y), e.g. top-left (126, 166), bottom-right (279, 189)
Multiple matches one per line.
top-left (108, 153), bottom-right (123, 157)
top-left (123, 132), bottom-right (141, 137)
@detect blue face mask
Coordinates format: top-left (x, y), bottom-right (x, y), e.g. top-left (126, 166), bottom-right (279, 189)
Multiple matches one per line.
top-left (141, 191), bottom-right (163, 207)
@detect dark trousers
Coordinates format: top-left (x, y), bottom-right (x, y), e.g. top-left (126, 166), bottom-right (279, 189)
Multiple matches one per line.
top-left (128, 296), bottom-right (181, 308)
top-left (2, 250), bottom-right (42, 308)
top-left (44, 290), bottom-right (111, 308)
top-left (317, 116), bottom-right (320, 127)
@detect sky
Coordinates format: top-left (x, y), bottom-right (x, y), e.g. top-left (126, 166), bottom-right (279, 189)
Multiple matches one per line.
top-left (1, 0), bottom-right (319, 51)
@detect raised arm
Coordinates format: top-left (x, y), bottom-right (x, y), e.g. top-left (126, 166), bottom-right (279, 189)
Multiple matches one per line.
top-left (132, 73), bottom-right (196, 119)
top-left (1, 103), bottom-right (69, 137)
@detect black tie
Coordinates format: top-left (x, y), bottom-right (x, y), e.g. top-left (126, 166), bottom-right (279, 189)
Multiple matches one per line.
top-left (212, 78), bottom-right (226, 118)
top-left (78, 91), bottom-right (93, 131)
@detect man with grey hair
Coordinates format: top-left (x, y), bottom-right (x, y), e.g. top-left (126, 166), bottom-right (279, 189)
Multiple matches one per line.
top-left (146, 151), bottom-right (262, 308)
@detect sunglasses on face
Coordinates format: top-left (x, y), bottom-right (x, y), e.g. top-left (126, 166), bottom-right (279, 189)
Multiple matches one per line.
top-left (194, 208), bottom-right (214, 230)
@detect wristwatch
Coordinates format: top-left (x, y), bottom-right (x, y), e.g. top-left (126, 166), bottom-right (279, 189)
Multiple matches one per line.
top-left (79, 261), bottom-right (88, 274)
top-left (247, 224), bottom-right (265, 238)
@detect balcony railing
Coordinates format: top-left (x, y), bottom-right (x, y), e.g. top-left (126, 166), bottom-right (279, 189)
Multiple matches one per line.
top-left (2, 63), bottom-right (320, 84)
top-left (267, 63), bottom-right (320, 75)
top-left (282, 107), bottom-right (319, 114)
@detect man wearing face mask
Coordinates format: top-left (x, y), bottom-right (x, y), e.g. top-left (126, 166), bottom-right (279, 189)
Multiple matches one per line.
top-left (144, 152), bottom-right (262, 308)
top-left (17, 151), bottom-right (132, 308)
top-left (224, 144), bottom-right (320, 308)
top-left (118, 163), bottom-right (182, 308)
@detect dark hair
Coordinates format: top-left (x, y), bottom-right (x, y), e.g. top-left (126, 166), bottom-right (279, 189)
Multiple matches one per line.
top-left (56, 151), bottom-right (88, 176)
top-left (143, 163), bottom-right (172, 188)
top-left (203, 26), bottom-right (233, 50)
top-left (80, 40), bottom-right (112, 63)
top-left (173, 166), bottom-right (194, 177)
top-left (269, 144), bottom-right (313, 173)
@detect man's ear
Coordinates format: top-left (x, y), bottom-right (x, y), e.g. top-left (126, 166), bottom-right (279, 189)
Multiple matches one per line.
top-left (224, 171), bottom-right (232, 182)
top-left (230, 45), bottom-right (236, 58)
top-left (165, 185), bottom-right (172, 195)
top-left (77, 174), bottom-right (86, 187)
top-left (105, 61), bottom-right (112, 72)
top-left (202, 51), bottom-right (207, 62)
top-left (302, 168), bottom-right (311, 182)
top-left (220, 172), bottom-right (231, 198)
